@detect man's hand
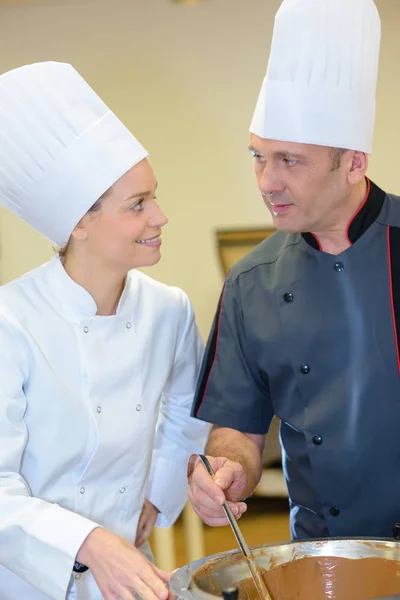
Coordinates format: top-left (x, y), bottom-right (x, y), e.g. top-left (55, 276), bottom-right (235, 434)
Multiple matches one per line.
top-left (135, 499), bottom-right (159, 548)
top-left (77, 527), bottom-right (171, 600)
top-left (187, 455), bottom-right (248, 526)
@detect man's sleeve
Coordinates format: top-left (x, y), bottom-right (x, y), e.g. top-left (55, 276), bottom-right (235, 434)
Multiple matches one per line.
top-left (191, 276), bottom-right (273, 434)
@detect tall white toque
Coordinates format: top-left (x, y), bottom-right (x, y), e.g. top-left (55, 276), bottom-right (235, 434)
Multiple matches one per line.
top-left (250, 0), bottom-right (381, 154)
top-left (0, 62), bottom-right (149, 245)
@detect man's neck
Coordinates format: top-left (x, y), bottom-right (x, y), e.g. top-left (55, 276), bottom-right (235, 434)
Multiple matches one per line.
top-left (311, 179), bottom-right (368, 255)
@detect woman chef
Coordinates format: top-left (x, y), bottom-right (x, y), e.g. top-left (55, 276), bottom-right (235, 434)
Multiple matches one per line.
top-left (0, 62), bottom-right (209, 600)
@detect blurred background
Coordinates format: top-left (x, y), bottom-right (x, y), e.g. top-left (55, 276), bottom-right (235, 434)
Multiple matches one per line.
top-left (0, 0), bottom-right (399, 570)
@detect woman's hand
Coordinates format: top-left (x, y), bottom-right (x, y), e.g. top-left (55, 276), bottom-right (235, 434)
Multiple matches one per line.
top-left (77, 527), bottom-right (171, 600)
top-left (135, 499), bottom-right (160, 547)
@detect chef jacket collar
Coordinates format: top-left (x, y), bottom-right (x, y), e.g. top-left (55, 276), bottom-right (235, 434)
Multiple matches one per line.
top-left (43, 256), bottom-right (133, 320)
top-left (302, 178), bottom-right (386, 251)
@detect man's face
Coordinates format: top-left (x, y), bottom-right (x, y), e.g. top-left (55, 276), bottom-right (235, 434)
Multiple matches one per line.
top-left (249, 135), bottom-right (350, 234)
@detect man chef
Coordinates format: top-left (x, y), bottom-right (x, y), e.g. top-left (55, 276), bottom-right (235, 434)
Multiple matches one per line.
top-left (188, 0), bottom-right (400, 540)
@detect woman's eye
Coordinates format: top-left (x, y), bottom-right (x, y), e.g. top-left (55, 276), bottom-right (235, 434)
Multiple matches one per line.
top-left (131, 199), bottom-right (144, 212)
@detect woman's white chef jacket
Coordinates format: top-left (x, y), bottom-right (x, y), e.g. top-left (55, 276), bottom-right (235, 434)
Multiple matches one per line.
top-left (0, 256), bottom-right (210, 600)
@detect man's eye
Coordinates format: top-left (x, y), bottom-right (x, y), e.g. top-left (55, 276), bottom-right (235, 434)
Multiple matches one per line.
top-left (251, 150), bottom-right (265, 161)
top-left (283, 158), bottom-right (297, 166)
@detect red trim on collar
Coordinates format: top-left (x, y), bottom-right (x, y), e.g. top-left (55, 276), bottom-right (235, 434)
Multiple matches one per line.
top-left (346, 178), bottom-right (371, 246)
top-left (387, 227), bottom-right (400, 374)
top-left (195, 281), bottom-right (228, 417)
top-left (310, 233), bottom-right (322, 251)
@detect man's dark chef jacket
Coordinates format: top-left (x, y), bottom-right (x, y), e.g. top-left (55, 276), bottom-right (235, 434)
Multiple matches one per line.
top-left (192, 179), bottom-right (400, 540)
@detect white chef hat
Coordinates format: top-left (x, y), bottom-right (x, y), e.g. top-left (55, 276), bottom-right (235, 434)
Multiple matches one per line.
top-left (250, 0), bottom-right (381, 154)
top-left (0, 62), bottom-right (149, 246)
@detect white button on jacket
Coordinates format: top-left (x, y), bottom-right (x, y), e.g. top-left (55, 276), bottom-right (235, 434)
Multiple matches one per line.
top-left (0, 257), bottom-right (210, 600)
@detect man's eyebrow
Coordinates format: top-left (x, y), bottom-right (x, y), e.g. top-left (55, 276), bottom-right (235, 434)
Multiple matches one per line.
top-left (248, 145), bottom-right (262, 154)
top-left (273, 151), bottom-right (306, 160)
top-left (248, 146), bottom-right (306, 161)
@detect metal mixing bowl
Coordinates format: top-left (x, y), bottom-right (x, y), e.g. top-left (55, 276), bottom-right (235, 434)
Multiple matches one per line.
top-left (170, 538), bottom-right (400, 600)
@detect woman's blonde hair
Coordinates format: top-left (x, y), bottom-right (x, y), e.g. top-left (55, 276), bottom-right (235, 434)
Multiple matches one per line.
top-left (57, 186), bottom-right (112, 258)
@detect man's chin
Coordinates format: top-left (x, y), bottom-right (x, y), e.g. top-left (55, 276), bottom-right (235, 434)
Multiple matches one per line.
top-left (271, 215), bottom-right (303, 234)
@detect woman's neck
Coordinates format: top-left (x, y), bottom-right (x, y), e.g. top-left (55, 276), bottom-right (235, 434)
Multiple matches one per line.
top-left (62, 252), bottom-right (126, 316)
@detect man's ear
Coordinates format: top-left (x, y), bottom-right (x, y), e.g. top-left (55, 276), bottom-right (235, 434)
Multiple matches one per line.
top-left (347, 151), bottom-right (368, 185)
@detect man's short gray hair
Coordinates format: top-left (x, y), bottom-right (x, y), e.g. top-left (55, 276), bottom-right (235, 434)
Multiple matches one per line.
top-left (330, 148), bottom-right (347, 171)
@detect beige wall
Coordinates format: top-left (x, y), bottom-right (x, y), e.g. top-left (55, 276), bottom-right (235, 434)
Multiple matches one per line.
top-left (0, 0), bottom-right (399, 338)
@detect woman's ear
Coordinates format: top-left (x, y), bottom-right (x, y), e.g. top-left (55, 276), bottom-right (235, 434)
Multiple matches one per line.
top-left (70, 212), bottom-right (92, 241)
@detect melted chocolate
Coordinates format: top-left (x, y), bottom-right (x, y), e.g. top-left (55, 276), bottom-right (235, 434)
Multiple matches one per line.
top-left (236, 556), bottom-right (400, 600)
